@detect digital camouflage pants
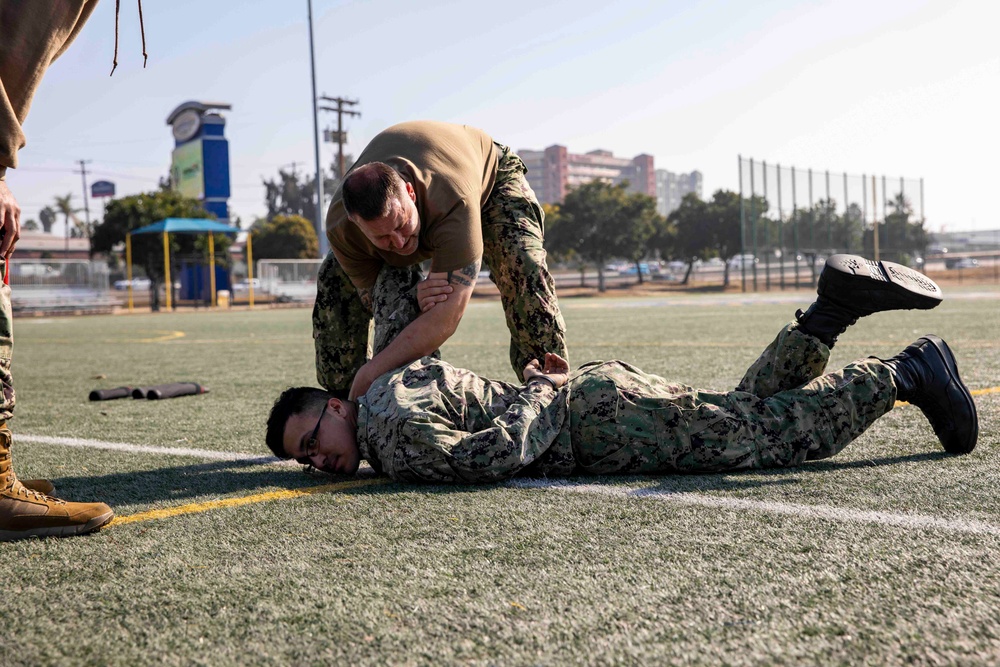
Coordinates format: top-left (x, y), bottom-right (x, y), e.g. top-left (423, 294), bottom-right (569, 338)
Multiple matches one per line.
top-left (313, 145), bottom-right (567, 393)
top-left (564, 324), bottom-right (897, 474)
top-left (0, 257), bottom-right (15, 422)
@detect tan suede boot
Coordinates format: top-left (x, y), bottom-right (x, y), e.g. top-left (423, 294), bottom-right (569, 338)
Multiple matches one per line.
top-left (0, 426), bottom-right (114, 541)
top-left (20, 479), bottom-right (54, 495)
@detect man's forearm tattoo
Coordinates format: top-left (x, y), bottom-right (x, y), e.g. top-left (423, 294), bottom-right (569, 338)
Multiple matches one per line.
top-left (358, 287), bottom-right (373, 311)
top-left (446, 259), bottom-right (480, 287)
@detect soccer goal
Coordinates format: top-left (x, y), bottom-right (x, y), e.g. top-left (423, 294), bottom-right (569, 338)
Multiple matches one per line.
top-left (8, 259), bottom-right (116, 313)
top-left (255, 259), bottom-right (322, 302)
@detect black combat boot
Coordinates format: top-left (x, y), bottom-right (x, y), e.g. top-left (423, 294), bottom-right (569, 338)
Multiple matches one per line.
top-left (882, 335), bottom-right (978, 454)
top-left (796, 255), bottom-right (943, 347)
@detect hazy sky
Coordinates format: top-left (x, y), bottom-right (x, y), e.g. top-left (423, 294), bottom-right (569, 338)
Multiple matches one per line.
top-left (8, 0), bottom-right (998, 238)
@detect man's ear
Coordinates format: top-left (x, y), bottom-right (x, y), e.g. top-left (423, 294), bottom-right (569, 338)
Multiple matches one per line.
top-left (404, 181), bottom-right (416, 202)
top-left (328, 396), bottom-right (347, 416)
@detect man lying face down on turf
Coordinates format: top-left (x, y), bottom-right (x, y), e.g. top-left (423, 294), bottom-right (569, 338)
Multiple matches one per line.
top-left (265, 255), bottom-right (978, 482)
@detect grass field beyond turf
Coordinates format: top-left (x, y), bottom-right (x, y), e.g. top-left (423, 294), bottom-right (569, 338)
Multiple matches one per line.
top-left (3, 287), bottom-right (999, 666)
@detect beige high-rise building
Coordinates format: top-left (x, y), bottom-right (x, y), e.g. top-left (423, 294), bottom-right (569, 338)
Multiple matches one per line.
top-left (655, 169), bottom-right (703, 217)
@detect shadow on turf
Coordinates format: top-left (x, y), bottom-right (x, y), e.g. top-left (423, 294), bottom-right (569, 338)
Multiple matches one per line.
top-left (47, 459), bottom-right (316, 506)
top-left (282, 450), bottom-right (955, 497)
top-left (47, 451), bottom-right (952, 505)
top-left (629, 451), bottom-right (953, 494)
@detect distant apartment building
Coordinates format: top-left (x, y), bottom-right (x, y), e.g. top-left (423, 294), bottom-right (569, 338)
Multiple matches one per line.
top-left (518, 145), bottom-right (656, 205)
top-left (655, 169), bottom-right (703, 217)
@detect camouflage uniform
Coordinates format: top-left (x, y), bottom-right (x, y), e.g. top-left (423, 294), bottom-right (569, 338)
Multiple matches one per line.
top-left (313, 145), bottom-right (567, 393)
top-left (0, 257), bottom-right (14, 421)
top-left (356, 323), bottom-right (897, 483)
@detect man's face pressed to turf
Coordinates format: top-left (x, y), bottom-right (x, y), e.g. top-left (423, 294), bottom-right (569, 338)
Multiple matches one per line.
top-left (282, 398), bottom-right (361, 475)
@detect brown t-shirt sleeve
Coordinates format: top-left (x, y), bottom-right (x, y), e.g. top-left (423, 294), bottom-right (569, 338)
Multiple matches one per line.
top-left (0, 1), bottom-right (98, 177)
top-left (419, 185), bottom-right (483, 274)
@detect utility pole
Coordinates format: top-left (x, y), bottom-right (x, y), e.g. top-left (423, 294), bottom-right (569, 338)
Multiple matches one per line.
top-left (318, 96), bottom-right (360, 182)
top-left (76, 159), bottom-right (92, 252)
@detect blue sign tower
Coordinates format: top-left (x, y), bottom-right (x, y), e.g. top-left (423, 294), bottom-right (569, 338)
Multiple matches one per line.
top-left (166, 101), bottom-right (232, 222)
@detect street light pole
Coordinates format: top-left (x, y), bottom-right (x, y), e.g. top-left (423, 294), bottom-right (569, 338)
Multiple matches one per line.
top-left (307, 0), bottom-right (327, 257)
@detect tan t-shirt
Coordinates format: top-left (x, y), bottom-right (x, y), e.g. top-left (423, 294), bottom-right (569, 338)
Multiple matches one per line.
top-left (0, 0), bottom-right (98, 179)
top-left (326, 120), bottom-right (499, 290)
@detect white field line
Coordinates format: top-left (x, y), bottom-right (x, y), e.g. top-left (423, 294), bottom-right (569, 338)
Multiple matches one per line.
top-left (17, 434), bottom-right (289, 465)
top-left (509, 479), bottom-right (1000, 537)
top-left (20, 434), bottom-right (1000, 536)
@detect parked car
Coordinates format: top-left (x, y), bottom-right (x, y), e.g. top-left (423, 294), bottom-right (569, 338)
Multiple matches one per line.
top-left (232, 278), bottom-right (261, 292)
top-left (948, 258), bottom-right (979, 270)
top-left (618, 261), bottom-right (662, 276)
top-left (727, 254), bottom-right (757, 268)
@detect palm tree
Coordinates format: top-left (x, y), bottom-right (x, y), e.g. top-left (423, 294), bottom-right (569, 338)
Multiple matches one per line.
top-left (53, 194), bottom-right (83, 240)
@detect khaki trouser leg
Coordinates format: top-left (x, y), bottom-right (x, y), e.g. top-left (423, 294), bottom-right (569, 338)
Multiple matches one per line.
top-left (0, 257), bottom-right (114, 540)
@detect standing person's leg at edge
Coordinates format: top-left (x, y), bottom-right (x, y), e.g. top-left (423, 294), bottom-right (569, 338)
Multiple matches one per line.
top-left (0, 255), bottom-right (114, 541)
top-left (481, 145), bottom-right (567, 381)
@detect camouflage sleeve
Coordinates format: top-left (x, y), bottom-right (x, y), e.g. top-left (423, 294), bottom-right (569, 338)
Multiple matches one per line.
top-left (396, 381), bottom-right (566, 483)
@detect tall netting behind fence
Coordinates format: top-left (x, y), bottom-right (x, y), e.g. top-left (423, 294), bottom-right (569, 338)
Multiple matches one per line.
top-left (738, 157), bottom-right (925, 291)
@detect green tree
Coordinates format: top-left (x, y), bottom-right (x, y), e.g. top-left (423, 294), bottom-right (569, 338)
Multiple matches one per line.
top-left (263, 168), bottom-right (315, 220)
top-left (665, 191), bottom-right (746, 285)
top-left (543, 202), bottom-right (589, 287)
top-left (708, 190), bottom-right (752, 287)
top-left (546, 181), bottom-right (634, 292)
top-left (249, 214), bottom-right (318, 261)
top-left (21, 219), bottom-right (39, 231)
top-left (840, 203), bottom-right (865, 254)
top-left (666, 193), bottom-right (712, 284)
top-left (38, 206), bottom-right (56, 233)
top-left (91, 190), bottom-right (214, 311)
top-left (864, 193), bottom-right (928, 265)
top-left (619, 192), bottom-right (661, 285)
top-left (262, 156), bottom-right (353, 221)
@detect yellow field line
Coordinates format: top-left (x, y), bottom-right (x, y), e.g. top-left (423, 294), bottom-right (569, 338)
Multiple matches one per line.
top-left (972, 386), bottom-right (1000, 396)
top-left (131, 330), bottom-right (186, 343)
top-left (29, 330), bottom-right (189, 344)
top-left (108, 478), bottom-right (388, 527)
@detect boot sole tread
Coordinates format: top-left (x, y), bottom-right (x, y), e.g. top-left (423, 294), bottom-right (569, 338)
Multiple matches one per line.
top-left (0, 509), bottom-right (115, 542)
top-left (820, 254), bottom-right (943, 311)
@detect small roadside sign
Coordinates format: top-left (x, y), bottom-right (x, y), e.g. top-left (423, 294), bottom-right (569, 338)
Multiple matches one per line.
top-left (91, 180), bottom-right (116, 198)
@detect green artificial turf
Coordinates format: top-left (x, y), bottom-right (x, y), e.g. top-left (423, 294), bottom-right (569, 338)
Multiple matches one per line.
top-left (2, 288), bottom-right (998, 666)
